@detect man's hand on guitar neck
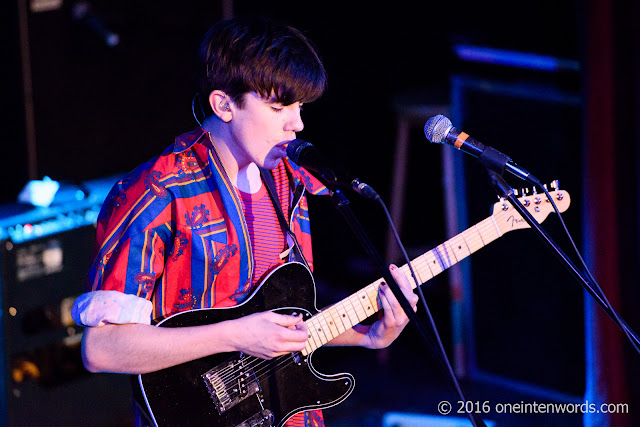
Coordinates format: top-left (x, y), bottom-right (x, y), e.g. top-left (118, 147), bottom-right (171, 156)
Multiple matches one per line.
top-left (328, 264), bottom-right (419, 349)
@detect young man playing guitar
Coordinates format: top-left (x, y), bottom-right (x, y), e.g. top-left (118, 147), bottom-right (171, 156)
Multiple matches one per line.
top-left (71, 16), bottom-right (418, 426)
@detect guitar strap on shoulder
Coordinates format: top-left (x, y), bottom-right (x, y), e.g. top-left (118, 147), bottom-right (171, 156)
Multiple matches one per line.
top-left (259, 167), bottom-right (310, 270)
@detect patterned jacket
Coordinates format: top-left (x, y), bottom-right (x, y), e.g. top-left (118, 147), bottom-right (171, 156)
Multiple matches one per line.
top-left (72, 127), bottom-right (328, 326)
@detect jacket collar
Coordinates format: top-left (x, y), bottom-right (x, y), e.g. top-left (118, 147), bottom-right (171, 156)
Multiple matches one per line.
top-left (172, 127), bottom-right (209, 153)
top-left (173, 127), bottom-right (328, 196)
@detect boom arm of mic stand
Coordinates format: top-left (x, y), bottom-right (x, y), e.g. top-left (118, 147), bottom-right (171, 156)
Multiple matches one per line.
top-left (486, 170), bottom-right (640, 348)
top-left (328, 188), bottom-right (419, 326)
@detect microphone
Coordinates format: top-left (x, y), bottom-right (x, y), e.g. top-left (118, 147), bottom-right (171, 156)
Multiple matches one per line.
top-left (286, 139), bottom-right (379, 199)
top-left (286, 139), bottom-right (338, 184)
top-left (424, 115), bottom-right (539, 185)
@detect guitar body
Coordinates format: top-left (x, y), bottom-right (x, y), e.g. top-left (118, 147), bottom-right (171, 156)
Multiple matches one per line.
top-left (138, 262), bottom-right (355, 427)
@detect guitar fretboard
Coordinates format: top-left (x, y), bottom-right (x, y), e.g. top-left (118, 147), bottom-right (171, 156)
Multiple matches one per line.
top-left (301, 213), bottom-right (505, 356)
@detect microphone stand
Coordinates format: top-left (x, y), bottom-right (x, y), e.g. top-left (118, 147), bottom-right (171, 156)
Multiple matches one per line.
top-left (483, 168), bottom-right (640, 349)
top-left (325, 182), bottom-right (487, 427)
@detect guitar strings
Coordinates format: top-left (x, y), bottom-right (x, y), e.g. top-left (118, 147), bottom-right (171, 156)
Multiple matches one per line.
top-left (212, 303), bottom-right (360, 387)
top-left (211, 352), bottom-right (297, 393)
top-left (206, 200), bottom-right (533, 394)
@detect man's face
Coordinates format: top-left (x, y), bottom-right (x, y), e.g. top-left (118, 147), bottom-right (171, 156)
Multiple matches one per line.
top-left (228, 92), bottom-right (304, 170)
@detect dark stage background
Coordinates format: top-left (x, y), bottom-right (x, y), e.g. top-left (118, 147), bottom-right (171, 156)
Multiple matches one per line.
top-left (2, 0), bottom-right (639, 426)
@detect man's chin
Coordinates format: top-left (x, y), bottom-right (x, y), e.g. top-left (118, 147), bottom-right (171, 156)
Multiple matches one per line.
top-left (261, 156), bottom-right (284, 171)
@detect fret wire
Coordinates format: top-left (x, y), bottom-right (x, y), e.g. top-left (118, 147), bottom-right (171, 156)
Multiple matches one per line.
top-left (416, 257), bottom-right (432, 280)
top-left (356, 288), bottom-right (376, 318)
top-left (305, 317), bottom-right (324, 349)
top-left (364, 283), bottom-right (381, 311)
top-left (303, 340), bottom-right (312, 356)
top-left (349, 294), bottom-right (368, 322)
top-left (323, 308), bottom-right (341, 337)
top-left (331, 304), bottom-right (350, 332)
top-left (408, 259), bottom-right (426, 285)
top-left (333, 305), bottom-right (347, 333)
top-left (433, 244), bottom-right (449, 270)
top-left (443, 240), bottom-right (459, 264)
top-left (316, 313), bottom-right (335, 341)
top-left (335, 301), bottom-right (353, 330)
top-left (343, 297), bottom-right (361, 326)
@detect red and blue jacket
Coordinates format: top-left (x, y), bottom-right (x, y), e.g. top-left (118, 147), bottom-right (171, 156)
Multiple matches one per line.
top-left (72, 127), bottom-right (328, 327)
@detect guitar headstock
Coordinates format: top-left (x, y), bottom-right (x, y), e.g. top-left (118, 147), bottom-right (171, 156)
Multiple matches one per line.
top-left (491, 181), bottom-right (571, 233)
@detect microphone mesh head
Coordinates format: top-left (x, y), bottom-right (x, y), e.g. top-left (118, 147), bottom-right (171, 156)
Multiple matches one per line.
top-left (424, 114), bottom-right (452, 143)
top-left (286, 138), bottom-right (310, 163)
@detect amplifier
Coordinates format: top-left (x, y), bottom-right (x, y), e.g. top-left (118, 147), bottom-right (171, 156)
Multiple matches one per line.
top-left (0, 176), bottom-right (134, 426)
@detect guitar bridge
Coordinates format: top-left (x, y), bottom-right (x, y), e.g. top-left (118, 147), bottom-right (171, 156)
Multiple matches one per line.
top-left (202, 353), bottom-right (262, 414)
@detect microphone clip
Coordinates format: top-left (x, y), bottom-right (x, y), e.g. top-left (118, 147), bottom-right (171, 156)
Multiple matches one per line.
top-left (478, 146), bottom-right (511, 177)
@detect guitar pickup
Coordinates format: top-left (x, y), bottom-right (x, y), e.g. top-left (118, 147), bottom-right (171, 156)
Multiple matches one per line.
top-left (202, 353), bottom-right (261, 414)
top-left (238, 409), bottom-right (274, 427)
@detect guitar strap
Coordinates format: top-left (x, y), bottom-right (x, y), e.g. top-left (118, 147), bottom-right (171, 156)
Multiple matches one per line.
top-left (259, 167), bottom-right (310, 270)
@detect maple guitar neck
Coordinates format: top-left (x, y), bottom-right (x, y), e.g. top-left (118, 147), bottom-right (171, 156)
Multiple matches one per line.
top-left (301, 188), bottom-right (571, 356)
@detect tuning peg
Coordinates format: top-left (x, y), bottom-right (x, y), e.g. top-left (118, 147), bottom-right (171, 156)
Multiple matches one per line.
top-left (513, 188), bottom-right (519, 197)
top-left (550, 180), bottom-right (559, 190)
top-left (521, 187), bottom-right (530, 196)
top-left (532, 187), bottom-right (538, 195)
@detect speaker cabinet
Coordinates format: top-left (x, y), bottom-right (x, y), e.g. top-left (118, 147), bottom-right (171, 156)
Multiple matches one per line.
top-left (449, 74), bottom-right (585, 398)
top-left (0, 185), bottom-right (133, 425)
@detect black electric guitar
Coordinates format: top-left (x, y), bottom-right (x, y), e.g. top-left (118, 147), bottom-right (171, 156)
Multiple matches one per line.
top-left (137, 186), bottom-right (571, 426)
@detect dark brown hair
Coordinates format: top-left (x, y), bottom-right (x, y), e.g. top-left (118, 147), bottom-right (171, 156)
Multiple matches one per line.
top-left (197, 17), bottom-right (327, 111)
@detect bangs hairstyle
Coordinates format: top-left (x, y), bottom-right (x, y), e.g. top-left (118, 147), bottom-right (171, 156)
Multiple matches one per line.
top-left (197, 17), bottom-right (327, 109)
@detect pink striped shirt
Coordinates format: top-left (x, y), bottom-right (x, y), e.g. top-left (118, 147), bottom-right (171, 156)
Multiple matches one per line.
top-left (236, 167), bottom-right (324, 427)
top-left (236, 182), bottom-right (287, 285)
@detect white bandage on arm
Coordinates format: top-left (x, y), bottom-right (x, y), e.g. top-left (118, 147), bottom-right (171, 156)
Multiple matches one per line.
top-left (71, 290), bottom-right (153, 327)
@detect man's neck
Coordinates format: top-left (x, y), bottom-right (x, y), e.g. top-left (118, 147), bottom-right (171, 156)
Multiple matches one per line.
top-left (236, 163), bottom-right (263, 194)
top-left (202, 116), bottom-right (262, 194)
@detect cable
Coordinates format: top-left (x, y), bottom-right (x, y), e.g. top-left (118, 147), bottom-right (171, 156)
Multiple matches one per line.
top-left (537, 184), bottom-right (640, 354)
top-left (191, 93), bottom-right (203, 127)
top-left (372, 191), bottom-right (486, 427)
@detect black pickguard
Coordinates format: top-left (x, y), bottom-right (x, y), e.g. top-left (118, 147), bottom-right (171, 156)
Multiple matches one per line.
top-left (137, 262), bottom-right (355, 426)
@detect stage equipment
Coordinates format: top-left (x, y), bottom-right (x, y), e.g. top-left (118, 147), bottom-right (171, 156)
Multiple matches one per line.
top-left (0, 176), bottom-right (133, 426)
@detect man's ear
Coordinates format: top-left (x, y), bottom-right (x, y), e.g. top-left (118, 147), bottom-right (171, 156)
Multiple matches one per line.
top-left (209, 90), bottom-right (233, 122)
